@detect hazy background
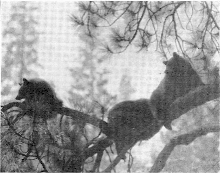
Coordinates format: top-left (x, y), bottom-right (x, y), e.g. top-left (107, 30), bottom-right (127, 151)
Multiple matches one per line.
top-left (2, 1), bottom-right (166, 105)
top-left (1, 1), bottom-right (219, 172)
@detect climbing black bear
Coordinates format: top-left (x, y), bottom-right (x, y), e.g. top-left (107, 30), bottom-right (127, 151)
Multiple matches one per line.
top-left (150, 52), bottom-right (204, 130)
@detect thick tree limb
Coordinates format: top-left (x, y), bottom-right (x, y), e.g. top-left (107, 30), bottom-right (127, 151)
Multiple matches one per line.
top-left (169, 82), bottom-right (220, 123)
top-left (149, 126), bottom-right (220, 173)
top-left (84, 138), bottom-right (113, 159)
top-left (1, 102), bottom-right (25, 112)
top-left (102, 140), bottom-right (137, 173)
top-left (1, 103), bottom-right (110, 134)
top-left (57, 107), bottom-right (111, 136)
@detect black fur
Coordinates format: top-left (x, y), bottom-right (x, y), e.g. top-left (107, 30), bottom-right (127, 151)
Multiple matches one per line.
top-left (150, 52), bottom-right (204, 130)
top-left (108, 99), bottom-right (161, 159)
top-left (16, 78), bottom-right (63, 111)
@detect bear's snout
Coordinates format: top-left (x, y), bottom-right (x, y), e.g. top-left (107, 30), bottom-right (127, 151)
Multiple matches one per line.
top-left (15, 95), bottom-right (22, 100)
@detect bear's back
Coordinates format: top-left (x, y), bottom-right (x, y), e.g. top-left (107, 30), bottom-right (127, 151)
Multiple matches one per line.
top-left (107, 99), bottom-right (161, 158)
top-left (28, 78), bottom-right (56, 99)
top-left (108, 99), bottom-right (154, 130)
top-left (150, 53), bottom-right (204, 129)
top-left (17, 78), bottom-right (63, 108)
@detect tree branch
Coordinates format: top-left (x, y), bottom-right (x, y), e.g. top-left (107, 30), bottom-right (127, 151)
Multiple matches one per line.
top-left (1, 102), bottom-right (111, 138)
top-left (150, 126), bottom-right (220, 172)
top-left (84, 138), bottom-right (113, 159)
top-left (169, 82), bottom-right (220, 123)
top-left (1, 102), bottom-right (25, 112)
top-left (205, 2), bottom-right (220, 30)
top-left (102, 139), bottom-right (137, 173)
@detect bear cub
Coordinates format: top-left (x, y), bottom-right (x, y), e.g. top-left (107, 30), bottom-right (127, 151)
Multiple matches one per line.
top-left (16, 78), bottom-right (63, 118)
top-left (150, 52), bottom-right (204, 130)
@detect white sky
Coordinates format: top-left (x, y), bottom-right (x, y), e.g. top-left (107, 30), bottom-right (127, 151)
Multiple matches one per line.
top-left (1, 1), bottom-right (167, 106)
top-left (37, 2), bottom-right (166, 103)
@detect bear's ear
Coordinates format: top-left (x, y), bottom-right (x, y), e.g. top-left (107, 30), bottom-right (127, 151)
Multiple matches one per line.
top-left (163, 61), bottom-right (168, 65)
top-left (23, 78), bottom-right (29, 85)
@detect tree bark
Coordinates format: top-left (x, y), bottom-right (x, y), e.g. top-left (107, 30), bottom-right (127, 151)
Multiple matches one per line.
top-left (149, 126), bottom-right (220, 172)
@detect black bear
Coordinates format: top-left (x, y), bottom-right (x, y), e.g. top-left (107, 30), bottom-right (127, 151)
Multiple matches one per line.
top-left (107, 99), bottom-right (162, 159)
top-left (16, 78), bottom-right (63, 118)
top-left (150, 52), bottom-right (204, 130)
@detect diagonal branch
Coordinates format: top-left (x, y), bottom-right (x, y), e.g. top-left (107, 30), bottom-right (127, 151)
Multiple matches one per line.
top-left (102, 139), bottom-right (137, 173)
top-left (169, 82), bottom-right (220, 123)
top-left (149, 126), bottom-right (220, 172)
top-left (84, 138), bottom-right (113, 159)
top-left (205, 2), bottom-right (220, 30)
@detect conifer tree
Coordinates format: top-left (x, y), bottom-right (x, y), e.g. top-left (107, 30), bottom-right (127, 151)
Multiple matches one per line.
top-left (69, 23), bottom-right (116, 115)
top-left (119, 71), bottom-right (135, 101)
top-left (2, 2), bottom-right (40, 102)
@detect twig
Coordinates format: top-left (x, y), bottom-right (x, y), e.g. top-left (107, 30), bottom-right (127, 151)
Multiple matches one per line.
top-left (34, 145), bottom-right (51, 172)
top-left (205, 2), bottom-right (220, 30)
top-left (90, 150), bottom-right (104, 172)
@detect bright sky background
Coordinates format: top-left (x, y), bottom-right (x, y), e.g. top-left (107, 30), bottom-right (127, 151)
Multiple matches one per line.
top-left (1, 2), bottom-right (167, 104)
top-left (34, 2), bottom-right (167, 105)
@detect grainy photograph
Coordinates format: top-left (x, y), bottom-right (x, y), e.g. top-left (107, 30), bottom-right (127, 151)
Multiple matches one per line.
top-left (1, 1), bottom-right (220, 172)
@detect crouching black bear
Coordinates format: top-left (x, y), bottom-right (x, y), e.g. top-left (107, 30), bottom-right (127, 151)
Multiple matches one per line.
top-left (16, 78), bottom-right (63, 119)
top-left (107, 99), bottom-right (161, 159)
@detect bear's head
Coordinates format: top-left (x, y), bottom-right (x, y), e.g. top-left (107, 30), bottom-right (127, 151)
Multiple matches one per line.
top-left (163, 52), bottom-right (196, 77)
top-left (15, 78), bottom-right (34, 101)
